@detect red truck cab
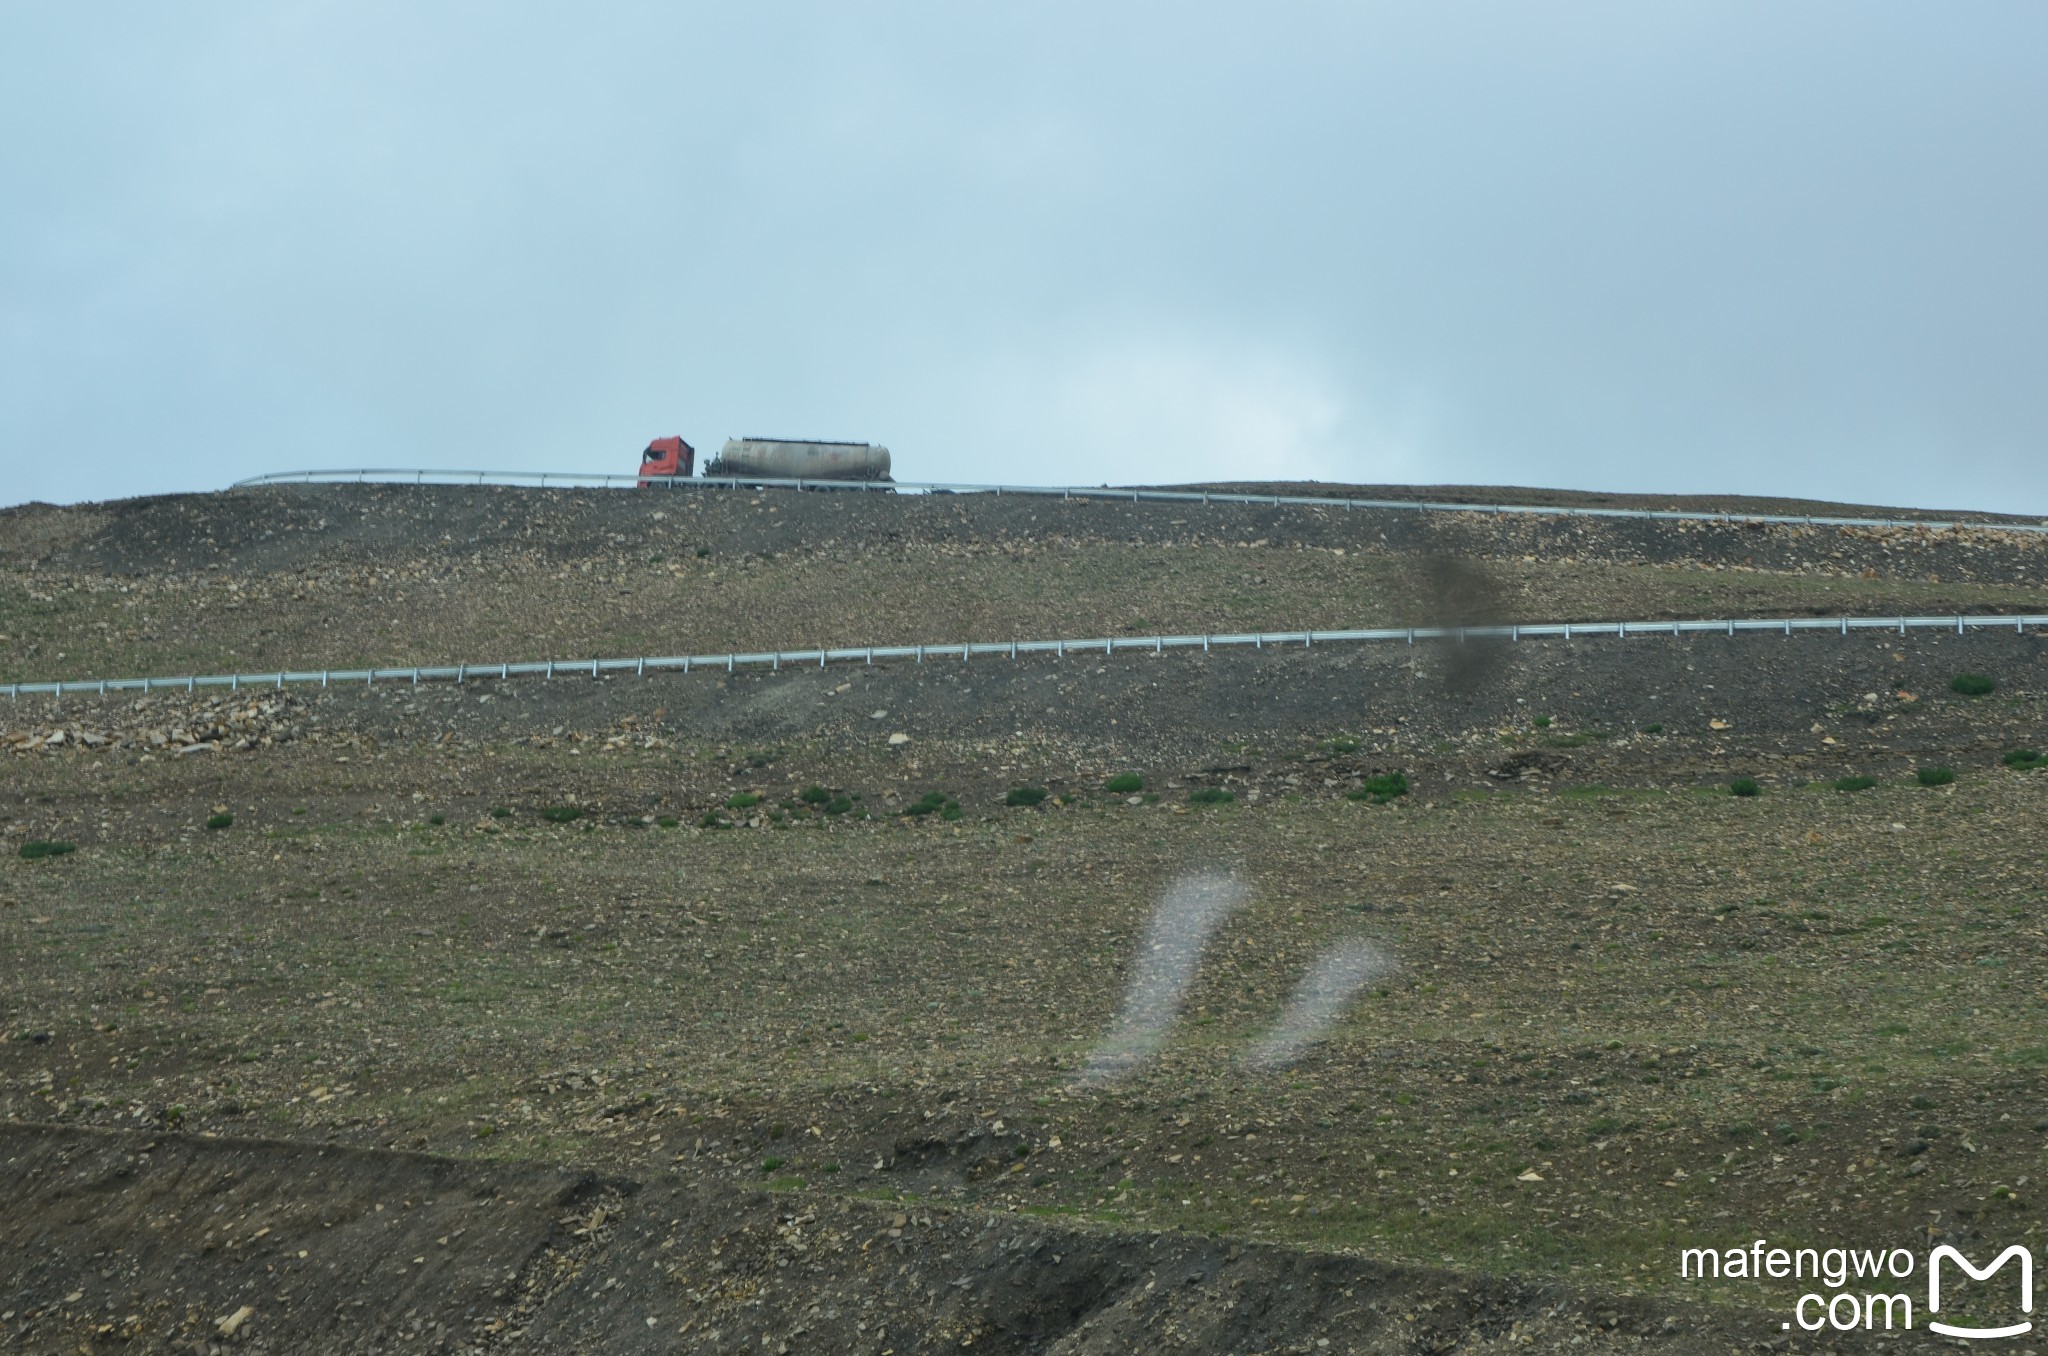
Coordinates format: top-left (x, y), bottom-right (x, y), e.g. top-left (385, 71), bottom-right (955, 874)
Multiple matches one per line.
top-left (638, 436), bottom-right (694, 486)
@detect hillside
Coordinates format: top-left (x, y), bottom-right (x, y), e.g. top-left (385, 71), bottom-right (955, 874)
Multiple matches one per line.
top-left (3, 480), bottom-right (2046, 1352)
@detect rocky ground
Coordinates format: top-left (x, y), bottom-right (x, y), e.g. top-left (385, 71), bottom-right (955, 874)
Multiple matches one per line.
top-left (3, 480), bottom-right (2047, 1353)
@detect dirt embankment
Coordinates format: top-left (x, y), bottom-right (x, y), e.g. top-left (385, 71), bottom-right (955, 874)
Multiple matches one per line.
top-left (2, 1122), bottom-right (1754, 1354)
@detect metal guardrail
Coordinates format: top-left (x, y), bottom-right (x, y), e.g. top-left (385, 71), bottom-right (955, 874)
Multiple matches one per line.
top-left (8, 614), bottom-right (2046, 701)
top-left (228, 467), bottom-right (2048, 536)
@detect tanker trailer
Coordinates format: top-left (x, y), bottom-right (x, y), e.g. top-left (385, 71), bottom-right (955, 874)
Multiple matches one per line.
top-left (703, 438), bottom-right (892, 484)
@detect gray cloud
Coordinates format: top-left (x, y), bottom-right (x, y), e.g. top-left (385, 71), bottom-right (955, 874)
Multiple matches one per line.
top-left (4, 3), bottom-right (2044, 512)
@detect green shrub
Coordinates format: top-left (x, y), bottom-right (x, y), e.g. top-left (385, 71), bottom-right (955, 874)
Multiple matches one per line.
top-left (760, 1156), bottom-right (784, 1173)
top-left (1832, 775), bottom-right (1877, 792)
top-left (428, 813), bottom-right (446, 826)
top-left (1188, 787), bottom-right (1234, 805)
top-left (1327, 736), bottom-right (1359, 754)
top-left (655, 815), bottom-right (680, 828)
top-left (1916, 766), bottom-right (1955, 787)
top-left (1532, 715), bottom-right (1552, 729)
top-left (800, 785), bottom-right (832, 805)
top-left (542, 805), bottom-right (582, 823)
top-left (205, 812), bottom-right (234, 830)
top-left (904, 791), bottom-right (949, 817)
top-left (697, 811), bottom-right (725, 829)
top-left (18, 840), bottom-right (75, 861)
top-left (939, 801), bottom-right (964, 822)
top-left (725, 792), bottom-right (762, 810)
top-left (2002, 748), bottom-right (2046, 771)
top-left (1104, 773), bottom-right (1143, 794)
top-left (1950, 673), bottom-right (1995, 696)
top-left (1729, 778), bottom-right (1761, 798)
top-left (490, 806), bottom-right (512, 818)
top-left (1347, 771), bottom-right (1409, 804)
top-left (1642, 723), bottom-right (1663, 734)
top-left (1004, 786), bottom-right (1048, 807)
top-left (825, 795), bottom-right (853, 816)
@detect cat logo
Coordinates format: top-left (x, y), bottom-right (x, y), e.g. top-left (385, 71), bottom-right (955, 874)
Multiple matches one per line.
top-left (1929, 1245), bottom-right (2033, 1340)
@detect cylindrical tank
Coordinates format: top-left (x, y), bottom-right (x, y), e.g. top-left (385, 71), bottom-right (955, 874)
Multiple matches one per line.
top-left (706, 438), bottom-right (892, 482)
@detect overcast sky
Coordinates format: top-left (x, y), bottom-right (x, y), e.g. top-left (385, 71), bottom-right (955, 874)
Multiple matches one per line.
top-left (4, 3), bottom-right (2044, 512)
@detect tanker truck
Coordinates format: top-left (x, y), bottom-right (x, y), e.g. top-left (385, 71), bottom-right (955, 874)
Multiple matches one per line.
top-left (702, 438), bottom-right (892, 484)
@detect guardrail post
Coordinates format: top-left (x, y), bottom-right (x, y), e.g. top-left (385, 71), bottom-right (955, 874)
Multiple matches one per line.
top-left (546, 660), bottom-right (554, 679)
top-left (1956, 615), bottom-right (1965, 635)
top-left (773, 652), bottom-right (781, 671)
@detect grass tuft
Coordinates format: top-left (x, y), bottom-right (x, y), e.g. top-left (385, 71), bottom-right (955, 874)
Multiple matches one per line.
top-left (1832, 776), bottom-right (1877, 792)
top-left (2002, 748), bottom-right (2046, 771)
top-left (1916, 766), bottom-right (1955, 787)
top-left (725, 792), bottom-right (762, 810)
top-left (542, 805), bottom-right (583, 823)
top-left (18, 840), bottom-right (76, 861)
top-left (1949, 672), bottom-right (1995, 696)
top-left (1729, 778), bottom-right (1761, 798)
top-left (1188, 787), bottom-right (1235, 805)
top-left (1004, 786), bottom-right (1049, 807)
top-left (1347, 772), bottom-right (1410, 804)
top-left (206, 812), bottom-right (234, 830)
top-left (800, 785), bottom-right (832, 805)
top-left (1104, 773), bottom-right (1143, 794)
